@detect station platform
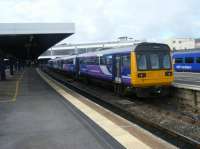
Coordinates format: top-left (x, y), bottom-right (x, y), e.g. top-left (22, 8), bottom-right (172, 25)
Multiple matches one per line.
top-left (0, 68), bottom-right (175, 149)
top-left (0, 68), bottom-right (124, 149)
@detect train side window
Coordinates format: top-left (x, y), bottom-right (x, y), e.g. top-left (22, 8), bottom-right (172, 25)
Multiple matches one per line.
top-left (61, 60), bottom-right (64, 65)
top-left (185, 57), bottom-right (194, 63)
top-left (196, 57), bottom-right (200, 63)
top-left (122, 55), bottom-right (130, 68)
top-left (65, 59), bottom-right (73, 64)
top-left (87, 57), bottom-right (99, 65)
top-left (175, 58), bottom-right (183, 63)
top-left (87, 57), bottom-right (92, 65)
top-left (79, 58), bottom-right (85, 64)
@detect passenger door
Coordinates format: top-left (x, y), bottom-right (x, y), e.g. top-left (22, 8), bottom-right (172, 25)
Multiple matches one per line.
top-left (75, 57), bottom-right (79, 74)
top-left (114, 55), bottom-right (122, 84)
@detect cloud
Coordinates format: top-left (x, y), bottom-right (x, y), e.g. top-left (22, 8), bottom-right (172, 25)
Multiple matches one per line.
top-left (0, 0), bottom-right (199, 43)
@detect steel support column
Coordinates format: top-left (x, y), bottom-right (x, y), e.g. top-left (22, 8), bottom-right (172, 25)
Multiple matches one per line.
top-left (9, 58), bottom-right (14, 75)
top-left (0, 57), bottom-right (6, 80)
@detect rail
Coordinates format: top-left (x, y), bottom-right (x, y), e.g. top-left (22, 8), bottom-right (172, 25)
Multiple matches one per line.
top-left (44, 69), bottom-right (200, 149)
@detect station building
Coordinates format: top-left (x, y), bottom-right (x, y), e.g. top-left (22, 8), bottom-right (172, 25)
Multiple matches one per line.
top-left (165, 37), bottom-right (200, 51)
top-left (166, 38), bottom-right (195, 51)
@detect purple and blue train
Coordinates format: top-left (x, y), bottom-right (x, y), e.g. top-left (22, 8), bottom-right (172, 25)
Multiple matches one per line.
top-left (47, 42), bottom-right (174, 97)
top-left (173, 51), bottom-right (200, 72)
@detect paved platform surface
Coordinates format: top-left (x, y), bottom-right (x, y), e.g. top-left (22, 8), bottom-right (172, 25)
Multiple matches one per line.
top-left (41, 69), bottom-right (175, 149)
top-left (0, 68), bottom-right (123, 149)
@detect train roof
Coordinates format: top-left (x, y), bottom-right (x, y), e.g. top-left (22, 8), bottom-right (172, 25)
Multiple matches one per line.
top-left (60, 55), bottom-right (77, 60)
top-left (173, 51), bottom-right (200, 57)
top-left (51, 57), bottom-right (63, 61)
top-left (77, 42), bottom-right (169, 58)
top-left (77, 46), bottom-right (133, 58)
top-left (51, 42), bottom-right (169, 61)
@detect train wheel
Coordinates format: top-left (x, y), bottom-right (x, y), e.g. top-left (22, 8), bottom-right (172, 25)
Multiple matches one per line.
top-left (83, 76), bottom-right (90, 85)
top-left (114, 84), bottom-right (125, 96)
top-left (114, 84), bottom-right (118, 95)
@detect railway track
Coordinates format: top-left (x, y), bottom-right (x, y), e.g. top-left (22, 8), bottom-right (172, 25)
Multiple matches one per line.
top-left (43, 69), bottom-right (200, 149)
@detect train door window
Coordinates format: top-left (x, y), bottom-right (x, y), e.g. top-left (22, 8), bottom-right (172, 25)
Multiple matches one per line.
top-left (175, 58), bottom-right (183, 63)
top-left (69, 59), bottom-right (73, 64)
top-left (137, 54), bottom-right (147, 70)
top-left (100, 56), bottom-right (106, 65)
top-left (96, 57), bottom-right (100, 65)
top-left (163, 54), bottom-right (171, 69)
top-left (106, 55), bottom-right (112, 65)
top-left (149, 54), bottom-right (159, 69)
top-left (61, 60), bottom-right (64, 67)
top-left (115, 56), bottom-right (121, 78)
top-left (196, 57), bottom-right (200, 63)
top-left (122, 55), bottom-right (130, 68)
top-left (106, 55), bottom-right (112, 73)
top-left (185, 57), bottom-right (194, 63)
top-left (73, 58), bottom-right (76, 64)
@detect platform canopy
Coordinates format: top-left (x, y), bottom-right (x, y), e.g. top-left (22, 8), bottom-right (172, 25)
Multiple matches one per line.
top-left (0, 23), bottom-right (75, 60)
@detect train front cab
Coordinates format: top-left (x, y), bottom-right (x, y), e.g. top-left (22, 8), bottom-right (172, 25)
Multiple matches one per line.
top-left (130, 44), bottom-right (174, 97)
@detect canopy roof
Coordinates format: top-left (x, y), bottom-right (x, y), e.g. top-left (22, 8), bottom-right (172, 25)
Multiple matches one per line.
top-left (0, 23), bottom-right (75, 60)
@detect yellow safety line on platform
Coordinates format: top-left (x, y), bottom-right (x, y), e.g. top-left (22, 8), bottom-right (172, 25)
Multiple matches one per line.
top-left (0, 72), bottom-right (24, 103)
top-left (12, 73), bottom-right (24, 102)
top-left (37, 69), bottom-right (154, 149)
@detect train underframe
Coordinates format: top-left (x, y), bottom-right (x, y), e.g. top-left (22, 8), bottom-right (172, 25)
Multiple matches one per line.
top-left (113, 82), bottom-right (171, 98)
top-left (133, 86), bottom-right (171, 97)
top-left (47, 67), bottom-right (171, 98)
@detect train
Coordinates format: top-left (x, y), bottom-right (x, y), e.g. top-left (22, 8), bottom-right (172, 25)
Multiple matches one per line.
top-left (173, 51), bottom-right (200, 72)
top-left (47, 42), bottom-right (174, 97)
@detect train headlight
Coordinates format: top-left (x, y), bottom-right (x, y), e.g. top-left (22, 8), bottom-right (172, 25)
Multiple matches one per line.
top-left (138, 73), bottom-right (146, 78)
top-left (165, 71), bottom-right (172, 76)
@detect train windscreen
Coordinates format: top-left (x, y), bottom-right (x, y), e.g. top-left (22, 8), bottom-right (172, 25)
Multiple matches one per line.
top-left (136, 52), bottom-right (171, 70)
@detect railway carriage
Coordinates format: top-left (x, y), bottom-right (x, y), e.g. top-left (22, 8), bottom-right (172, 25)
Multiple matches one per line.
top-left (48, 43), bottom-right (174, 97)
top-left (62, 55), bottom-right (76, 74)
top-left (173, 52), bottom-right (200, 72)
top-left (48, 58), bottom-right (62, 70)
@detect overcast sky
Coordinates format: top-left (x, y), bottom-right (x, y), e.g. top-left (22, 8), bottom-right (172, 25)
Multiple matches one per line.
top-left (0, 0), bottom-right (200, 43)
